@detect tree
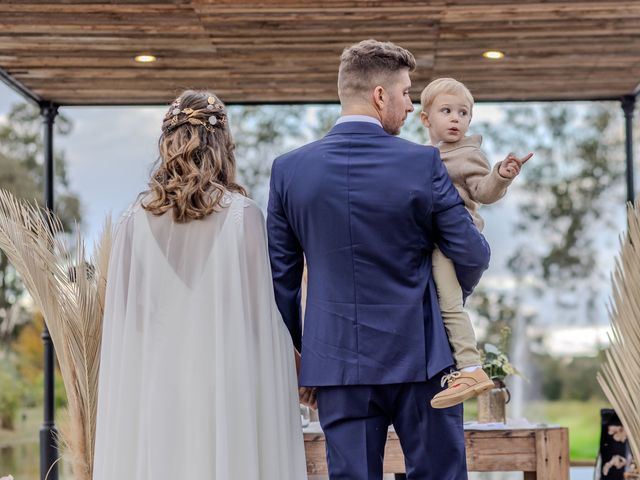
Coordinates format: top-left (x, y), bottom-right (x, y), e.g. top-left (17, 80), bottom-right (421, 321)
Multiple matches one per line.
top-left (0, 103), bottom-right (82, 341)
top-left (229, 105), bottom-right (306, 202)
top-left (533, 351), bottom-right (607, 401)
top-left (229, 104), bottom-right (341, 206)
top-left (467, 102), bottom-right (627, 403)
top-left (479, 103), bottom-right (625, 296)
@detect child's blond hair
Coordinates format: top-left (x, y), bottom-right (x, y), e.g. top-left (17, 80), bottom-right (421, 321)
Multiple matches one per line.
top-left (420, 78), bottom-right (475, 114)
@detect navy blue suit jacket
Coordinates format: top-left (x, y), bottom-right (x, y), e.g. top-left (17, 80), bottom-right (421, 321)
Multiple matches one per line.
top-left (267, 121), bottom-right (490, 387)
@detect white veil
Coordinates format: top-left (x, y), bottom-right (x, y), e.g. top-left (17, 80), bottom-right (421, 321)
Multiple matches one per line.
top-left (93, 192), bottom-right (307, 479)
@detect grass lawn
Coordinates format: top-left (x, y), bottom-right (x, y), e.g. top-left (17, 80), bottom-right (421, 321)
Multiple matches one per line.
top-left (1, 407), bottom-right (71, 479)
top-left (465, 398), bottom-right (610, 463)
top-left (0, 407), bottom-right (41, 448)
top-left (0, 407), bottom-right (42, 479)
top-left (526, 399), bottom-right (610, 462)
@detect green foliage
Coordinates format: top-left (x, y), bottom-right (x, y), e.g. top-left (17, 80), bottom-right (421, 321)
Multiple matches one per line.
top-left (526, 399), bottom-right (610, 461)
top-left (480, 103), bottom-right (625, 292)
top-left (0, 370), bottom-right (24, 430)
top-left (481, 345), bottom-right (517, 381)
top-left (34, 370), bottom-right (67, 410)
top-left (468, 287), bottom-right (522, 347)
top-left (400, 106), bottom-right (430, 144)
top-left (0, 104), bottom-right (79, 227)
top-left (480, 326), bottom-right (521, 381)
top-left (12, 313), bottom-right (44, 384)
top-left (464, 103), bottom-right (626, 407)
top-left (0, 103), bottom-right (75, 433)
top-left (0, 103), bottom-right (81, 343)
top-left (533, 352), bottom-right (607, 402)
top-left (228, 104), bottom-right (341, 199)
top-left (229, 105), bottom-right (306, 196)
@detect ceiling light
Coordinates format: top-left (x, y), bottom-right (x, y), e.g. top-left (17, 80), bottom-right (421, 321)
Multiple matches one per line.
top-left (134, 54), bottom-right (157, 63)
top-left (482, 50), bottom-right (505, 60)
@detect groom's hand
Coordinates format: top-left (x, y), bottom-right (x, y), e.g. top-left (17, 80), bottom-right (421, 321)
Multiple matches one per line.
top-left (299, 387), bottom-right (317, 410)
top-left (295, 349), bottom-right (318, 409)
top-left (294, 349), bottom-right (301, 376)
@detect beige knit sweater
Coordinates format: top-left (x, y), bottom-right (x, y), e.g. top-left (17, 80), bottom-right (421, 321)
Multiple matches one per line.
top-left (437, 134), bottom-right (512, 231)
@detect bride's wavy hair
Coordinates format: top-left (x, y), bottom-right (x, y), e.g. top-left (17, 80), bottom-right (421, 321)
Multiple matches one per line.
top-left (142, 90), bottom-right (246, 223)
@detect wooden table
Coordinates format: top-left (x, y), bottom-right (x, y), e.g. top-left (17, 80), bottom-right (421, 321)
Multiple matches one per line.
top-left (304, 423), bottom-right (570, 479)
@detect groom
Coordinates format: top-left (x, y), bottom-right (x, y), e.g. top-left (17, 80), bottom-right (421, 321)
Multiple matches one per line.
top-left (268, 39), bottom-right (490, 479)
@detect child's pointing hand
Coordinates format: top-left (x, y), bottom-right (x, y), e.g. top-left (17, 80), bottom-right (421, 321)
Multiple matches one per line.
top-left (498, 152), bottom-right (533, 179)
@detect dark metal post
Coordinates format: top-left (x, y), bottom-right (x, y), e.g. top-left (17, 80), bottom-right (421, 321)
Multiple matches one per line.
top-left (622, 95), bottom-right (636, 203)
top-left (40, 101), bottom-right (59, 480)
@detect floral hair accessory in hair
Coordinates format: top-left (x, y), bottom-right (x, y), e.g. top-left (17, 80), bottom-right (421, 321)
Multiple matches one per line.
top-left (165, 95), bottom-right (226, 132)
top-left (171, 98), bottom-right (181, 116)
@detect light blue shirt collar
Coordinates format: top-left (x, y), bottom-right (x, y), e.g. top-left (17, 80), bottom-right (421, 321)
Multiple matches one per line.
top-left (335, 115), bottom-right (382, 127)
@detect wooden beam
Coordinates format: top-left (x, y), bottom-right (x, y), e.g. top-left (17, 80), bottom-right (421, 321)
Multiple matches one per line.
top-left (0, 0), bottom-right (637, 105)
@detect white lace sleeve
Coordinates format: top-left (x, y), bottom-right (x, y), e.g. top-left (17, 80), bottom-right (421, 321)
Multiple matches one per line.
top-left (117, 200), bottom-right (139, 227)
top-left (230, 192), bottom-right (253, 225)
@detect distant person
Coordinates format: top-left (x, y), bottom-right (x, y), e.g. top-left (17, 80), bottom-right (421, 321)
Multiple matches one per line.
top-left (267, 39), bottom-right (490, 480)
top-left (93, 90), bottom-right (307, 480)
top-left (419, 78), bottom-right (532, 409)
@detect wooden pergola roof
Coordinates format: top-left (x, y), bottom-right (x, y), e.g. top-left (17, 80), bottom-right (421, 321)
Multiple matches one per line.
top-left (1, 0), bottom-right (640, 106)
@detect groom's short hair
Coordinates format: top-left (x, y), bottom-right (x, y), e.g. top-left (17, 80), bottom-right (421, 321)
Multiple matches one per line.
top-left (338, 39), bottom-right (416, 102)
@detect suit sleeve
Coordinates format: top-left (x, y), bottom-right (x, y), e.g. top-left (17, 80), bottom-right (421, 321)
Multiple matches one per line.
top-left (431, 149), bottom-right (491, 300)
top-left (267, 158), bottom-right (304, 351)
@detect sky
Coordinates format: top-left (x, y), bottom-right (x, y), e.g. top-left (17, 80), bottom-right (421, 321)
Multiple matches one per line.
top-left (0, 80), bottom-right (635, 354)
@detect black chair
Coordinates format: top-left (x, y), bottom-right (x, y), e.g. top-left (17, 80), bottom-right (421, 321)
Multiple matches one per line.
top-left (597, 408), bottom-right (633, 479)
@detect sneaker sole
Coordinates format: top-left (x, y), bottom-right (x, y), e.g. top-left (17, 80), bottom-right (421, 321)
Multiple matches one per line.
top-left (430, 380), bottom-right (496, 409)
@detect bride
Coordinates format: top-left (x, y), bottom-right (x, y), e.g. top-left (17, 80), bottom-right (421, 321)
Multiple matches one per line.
top-left (92, 90), bottom-right (307, 479)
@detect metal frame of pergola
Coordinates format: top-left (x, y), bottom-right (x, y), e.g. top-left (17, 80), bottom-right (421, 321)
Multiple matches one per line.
top-left (0, 7), bottom-right (638, 476)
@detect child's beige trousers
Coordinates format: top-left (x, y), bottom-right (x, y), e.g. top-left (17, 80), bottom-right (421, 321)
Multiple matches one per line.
top-left (432, 247), bottom-right (482, 369)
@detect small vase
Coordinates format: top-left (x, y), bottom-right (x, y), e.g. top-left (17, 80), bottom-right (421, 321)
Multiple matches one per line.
top-left (477, 379), bottom-right (509, 424)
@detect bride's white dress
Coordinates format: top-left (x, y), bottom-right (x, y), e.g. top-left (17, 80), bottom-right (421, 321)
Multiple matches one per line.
top-left (93, 192), bottom-right (307, 480)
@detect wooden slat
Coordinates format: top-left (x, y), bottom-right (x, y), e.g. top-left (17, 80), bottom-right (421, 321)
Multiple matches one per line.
top-left (0, 0), bottom-right (638, 104)
top-left (466, 430), bottom-right (537, 471)
top-left (13, 71), bottom-right (640, 90)
top-left (304, 427), bottom-right (570, 476)
top-left (535, 427), bottom-right (571, 479)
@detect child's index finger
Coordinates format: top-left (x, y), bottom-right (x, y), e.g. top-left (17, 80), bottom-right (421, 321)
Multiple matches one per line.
top-left (520, 152), bottom-right (534, 164)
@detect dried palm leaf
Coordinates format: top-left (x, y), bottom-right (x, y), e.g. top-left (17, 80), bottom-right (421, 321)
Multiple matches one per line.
top-left (0, 189), bottom-right (112, 480)
top-left (598, 199), bottom-right (640, 470)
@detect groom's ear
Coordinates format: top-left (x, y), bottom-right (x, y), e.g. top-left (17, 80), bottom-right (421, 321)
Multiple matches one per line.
top-left (373, 85), bottom-right (386, 110)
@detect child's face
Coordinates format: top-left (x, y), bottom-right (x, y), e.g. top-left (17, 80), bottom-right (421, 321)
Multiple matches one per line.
top-left (420, 92), bottom-right (472, 145)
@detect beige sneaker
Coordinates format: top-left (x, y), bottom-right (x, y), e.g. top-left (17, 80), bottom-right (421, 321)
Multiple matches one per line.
top-left (430, 368), bottom-right (495, 409)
